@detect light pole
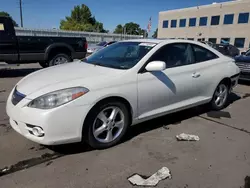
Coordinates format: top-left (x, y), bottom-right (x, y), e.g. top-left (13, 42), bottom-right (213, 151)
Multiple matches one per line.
top-left (19, 0), bottom-right (23, 27)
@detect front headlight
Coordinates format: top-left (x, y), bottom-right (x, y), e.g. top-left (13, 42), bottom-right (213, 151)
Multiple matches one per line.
top-left (28, 87), bottom-right (89, 109)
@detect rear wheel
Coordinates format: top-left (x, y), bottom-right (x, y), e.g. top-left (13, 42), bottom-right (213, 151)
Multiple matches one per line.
top-left (49, 53), bottom-right (72, 66)
top-left (210, 82), bottom-right (229, 110)
top-left (83, 101), bottom-right (130, 149)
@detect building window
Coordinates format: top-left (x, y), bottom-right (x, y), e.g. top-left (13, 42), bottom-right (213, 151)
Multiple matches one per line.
top-left (211, 15), bottom-right (220, 25)
top-left (221, 38), bottom-right (230, 44)
top-left (208, 38), bottom-right (217, 44)
top-left (162, 20), bottom-right (168, 28)
top-left (171, 20), bottom-right (177, 28)
top-left (179, 19), bottom-right (186, 27)
top-left (238, 13), bottom-right (249, 24)
top-left (199, 17), bottom-right (207, 26)
top-left (234, 38), bottom-right (245, 48)
top-left (224, 14), bottom-right (234, 24)
top-left (189, 18), bottom-right (196, 27)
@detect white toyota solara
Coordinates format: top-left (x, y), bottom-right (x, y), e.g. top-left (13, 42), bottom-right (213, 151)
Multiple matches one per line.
top-left (6, 39), bottom-right (240, 149)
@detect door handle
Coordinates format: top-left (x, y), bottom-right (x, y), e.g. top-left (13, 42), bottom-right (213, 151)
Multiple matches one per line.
top-left (192, 72), bottom-right (200, 78)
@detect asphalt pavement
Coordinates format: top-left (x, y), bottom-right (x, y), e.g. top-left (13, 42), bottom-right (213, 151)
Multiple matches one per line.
top-left (0, 63), bottom-right (250, 188)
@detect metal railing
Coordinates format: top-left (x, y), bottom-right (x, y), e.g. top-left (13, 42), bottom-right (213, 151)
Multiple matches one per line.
top-left (14, 27), bottom-right (143, 44)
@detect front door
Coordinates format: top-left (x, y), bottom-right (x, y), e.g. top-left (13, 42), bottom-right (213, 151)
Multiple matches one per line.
top-left (137, 43), bottom-right (200, 119)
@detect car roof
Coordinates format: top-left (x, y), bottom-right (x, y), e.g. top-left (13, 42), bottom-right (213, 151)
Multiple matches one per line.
top-left (121, 38), bottom-right (209, 46)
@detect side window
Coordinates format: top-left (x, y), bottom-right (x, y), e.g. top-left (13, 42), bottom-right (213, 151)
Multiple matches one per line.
top-left (192, 44), bottom-right (218, 63)
top-left (149, 43), bottom-right (195, 68)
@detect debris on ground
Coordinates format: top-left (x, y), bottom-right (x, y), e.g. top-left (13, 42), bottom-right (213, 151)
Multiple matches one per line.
top-left (163, 125), bottom-right (170, 130)
top-left (176, 133), bottom-right (200, 141)
top-left (1, 167), bottom-right (9, 172)
top-left (128, 167), bottom-right (171, 187)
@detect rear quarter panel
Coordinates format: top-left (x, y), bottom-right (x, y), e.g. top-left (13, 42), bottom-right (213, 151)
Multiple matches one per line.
top-left (197, 56), bottom-right (240, 98)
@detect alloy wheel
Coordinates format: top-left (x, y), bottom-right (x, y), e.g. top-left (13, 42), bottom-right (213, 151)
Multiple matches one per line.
top-left (92, 106), bottom-right (125, 143)
top-left (54, 56), bottom-right (68, 65)
top-left (214, 84), bottom-right (228, 108)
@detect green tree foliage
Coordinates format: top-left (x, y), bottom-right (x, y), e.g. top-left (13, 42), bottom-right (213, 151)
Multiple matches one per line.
top-left (152, 28), bottom-right (158, 38)
top-left (60, 4), bottom-right (108, 33)
top-left (0, 11), bottom-right (18, 27)
top-left (113, 22), bottom-right (145, 36)
top-left (113, 24), bottom-right (123, 34)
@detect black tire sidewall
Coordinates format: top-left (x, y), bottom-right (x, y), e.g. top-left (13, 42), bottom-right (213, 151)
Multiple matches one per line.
top-left (39, 62), bottom-right (48, 68)
top-left (210, 83), bottom-right (229, 111)
top-left (83, 101), bottom-right (130, 149)
top-left (49, 53), bottom-right (71, 67)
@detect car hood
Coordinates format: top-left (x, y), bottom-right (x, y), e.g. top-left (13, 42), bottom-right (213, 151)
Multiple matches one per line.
top-left (235, 55), bottom-right (250, 63)
top-left (16, 61), bottom-right (123, 95)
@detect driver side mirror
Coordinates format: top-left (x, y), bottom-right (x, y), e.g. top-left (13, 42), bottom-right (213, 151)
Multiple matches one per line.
top-left (145, 61), bottom-right (166, 72)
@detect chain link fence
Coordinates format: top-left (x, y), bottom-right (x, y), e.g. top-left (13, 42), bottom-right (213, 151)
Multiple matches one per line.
top-left (15, 27), bottom-right (144, 44)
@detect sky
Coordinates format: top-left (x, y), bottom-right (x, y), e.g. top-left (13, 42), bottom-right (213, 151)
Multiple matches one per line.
top-left (1, 0), bottom-right (232, 35)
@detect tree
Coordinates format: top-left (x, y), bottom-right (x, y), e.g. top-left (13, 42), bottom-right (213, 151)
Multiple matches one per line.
top-left (114, 24), bottom-right (123, 34)
top-left (0, 11), bottom-right (18, 27)
top-left (124, 22), bottom-right (144, 35)
top-left (152, 28), bottom-right (158, 38)
top-left (113, 22), bottom-right (145, 35)
top-left (60, 4), bottom-right (107, 33)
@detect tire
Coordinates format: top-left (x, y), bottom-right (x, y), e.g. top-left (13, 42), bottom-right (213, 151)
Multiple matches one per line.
top-left (210, 82), bottom-right (229, 111)
top-left (39, 62), bottom-right (49, 68)
top-left (49, 53), bottom-right (72, 67)
top-left (83, 101), bottom-right (130, 149)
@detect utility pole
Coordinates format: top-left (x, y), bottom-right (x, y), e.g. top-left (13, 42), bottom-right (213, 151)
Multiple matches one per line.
top-left (19, 0), bottom-right (23, 27)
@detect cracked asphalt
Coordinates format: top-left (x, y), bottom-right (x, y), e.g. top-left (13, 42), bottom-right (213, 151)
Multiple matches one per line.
top-left (0, 63), bottom-right (250, 188)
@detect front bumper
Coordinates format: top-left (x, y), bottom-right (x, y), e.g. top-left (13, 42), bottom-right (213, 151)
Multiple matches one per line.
top-left (239, 72), bottom-right (250, 81)
top-left (6, 89), bottom-right (92, 145)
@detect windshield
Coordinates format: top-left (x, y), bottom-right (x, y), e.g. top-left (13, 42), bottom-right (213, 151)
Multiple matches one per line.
top-left (97, 41), bottom-right (107, 46)
top-left (83, 42), bottom-right (156, 70)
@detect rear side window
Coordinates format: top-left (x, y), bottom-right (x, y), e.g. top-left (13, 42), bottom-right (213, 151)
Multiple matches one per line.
top-left (192, 44), bottom-right (218, 63)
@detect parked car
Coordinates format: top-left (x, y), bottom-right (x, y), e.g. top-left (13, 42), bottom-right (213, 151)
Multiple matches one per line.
top-left (235, 50), bottom-right (250, 81)
top-left (0, 16), bottom-right (87, 68)
top-left (104, 41), bottom-right (117, 47)
top-left (6, 39), bottom-right (240, 149)
top-left (87, 41), bottom-right (117, 54)
top-left (87, 41), bottom-right (107, 54)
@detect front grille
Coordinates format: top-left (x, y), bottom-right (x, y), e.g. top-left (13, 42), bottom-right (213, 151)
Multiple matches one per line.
top-left (11, 88), bottom-right (26, 105)
top-left (240, 72), bottom-right (250, 81)
top-left (236, 63), bottom-right (250, 72)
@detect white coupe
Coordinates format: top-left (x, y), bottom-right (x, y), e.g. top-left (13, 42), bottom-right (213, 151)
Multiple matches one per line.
top-left (6, 39), bottom-right (240, 149)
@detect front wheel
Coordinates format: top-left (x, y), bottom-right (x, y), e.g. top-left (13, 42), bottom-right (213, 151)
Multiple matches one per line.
top-left (210, 82), bottom-right (229, 111)
top-left (83, 101), bottom-right (130, 149)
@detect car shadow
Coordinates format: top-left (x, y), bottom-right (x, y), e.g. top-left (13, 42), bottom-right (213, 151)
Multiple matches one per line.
top-left (48, 92), bottom-right (241, 155)
top-left (151, 72), bottom-right (177, 94)
top-left (0, 68), bottom-right (41, 78)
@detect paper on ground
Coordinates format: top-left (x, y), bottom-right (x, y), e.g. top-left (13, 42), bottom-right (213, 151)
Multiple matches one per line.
top-left (176, 133), bottom-right (200, 141)
top-left (128, 167), bottom-right (171, 186)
